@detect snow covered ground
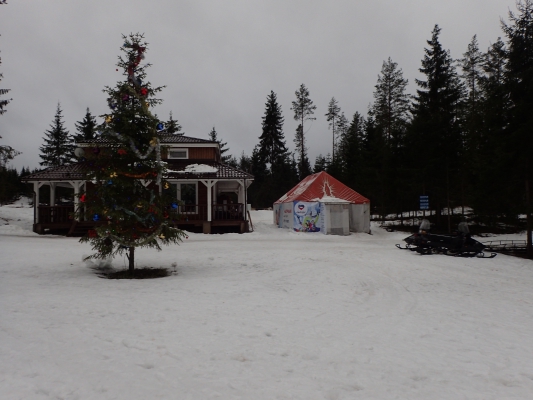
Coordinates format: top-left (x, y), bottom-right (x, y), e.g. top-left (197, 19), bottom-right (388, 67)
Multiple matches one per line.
top-left (1, 203), bottom-right (533, 399)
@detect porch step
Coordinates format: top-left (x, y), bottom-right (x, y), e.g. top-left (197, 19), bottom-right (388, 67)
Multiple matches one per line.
top-left (66, 221), bottom-right (96, 237)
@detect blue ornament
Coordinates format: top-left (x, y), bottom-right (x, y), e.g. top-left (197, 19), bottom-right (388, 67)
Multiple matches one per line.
top-left (156, 122), bottom-right (164, 131)
top-left (93, 214), bottom-right (100, 221)
top-left (171, 202), bottom-right (178, 209)
top-left (107, 180), bottom-right (113, 185)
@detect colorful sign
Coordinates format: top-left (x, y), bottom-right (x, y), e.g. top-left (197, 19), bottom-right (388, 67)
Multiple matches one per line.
top-left (293, 201), bottom-right (322, 232)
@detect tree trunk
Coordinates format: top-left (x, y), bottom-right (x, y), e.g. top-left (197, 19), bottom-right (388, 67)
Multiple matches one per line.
top-left (526, 177), bottom-right (532, 259)
top-left (128, 246), bottom-right (135, 271)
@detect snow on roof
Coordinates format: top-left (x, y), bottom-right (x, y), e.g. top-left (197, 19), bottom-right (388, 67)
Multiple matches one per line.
top-left (170, 164), bottom-right (218, 174)
top-left (312, 196), bottom-right (350, 203)
top-left (274, 171), bottom-right (369, 205)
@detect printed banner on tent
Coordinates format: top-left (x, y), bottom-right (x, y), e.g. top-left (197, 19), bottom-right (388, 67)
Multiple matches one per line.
top-left (293, 201), bottom-right (324, 232)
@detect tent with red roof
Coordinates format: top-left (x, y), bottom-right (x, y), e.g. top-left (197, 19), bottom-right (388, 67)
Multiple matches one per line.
top-left (273, 171), bottom-right (370, 234)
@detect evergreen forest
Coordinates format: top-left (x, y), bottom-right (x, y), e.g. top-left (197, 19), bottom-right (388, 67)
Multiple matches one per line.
top-left (2, 1), bottom-right (532, 245)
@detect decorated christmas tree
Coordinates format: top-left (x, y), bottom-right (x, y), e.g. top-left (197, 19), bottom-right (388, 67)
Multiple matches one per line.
top-left (79, 33), bottom-right (186, 272)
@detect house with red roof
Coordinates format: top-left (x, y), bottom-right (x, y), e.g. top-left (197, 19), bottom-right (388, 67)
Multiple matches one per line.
top-left (22, 134), bottom-right (254, 235)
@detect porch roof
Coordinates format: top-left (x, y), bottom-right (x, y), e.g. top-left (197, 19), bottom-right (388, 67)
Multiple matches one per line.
top-left (22, 161), bottom-right (254, 182)
top-left (77, 134), bottom-right (214, 146)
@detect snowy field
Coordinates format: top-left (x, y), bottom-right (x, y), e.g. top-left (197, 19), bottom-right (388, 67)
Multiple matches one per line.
top-left (1, 202), bottom-right (533, 399)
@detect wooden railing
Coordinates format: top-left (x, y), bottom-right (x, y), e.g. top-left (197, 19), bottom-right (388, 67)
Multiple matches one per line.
top-left (212, 203), bottom-right (244, 221)
top-left (38, 205), bottom-right (75, 224)
top-left (37, 203), bottom-right (245, 225)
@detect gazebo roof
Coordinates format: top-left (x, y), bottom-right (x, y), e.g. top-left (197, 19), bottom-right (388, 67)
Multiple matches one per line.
top-left (77, 134), bottom-right (215, 146)
top-left (22, 161), bottom-right (253, 182)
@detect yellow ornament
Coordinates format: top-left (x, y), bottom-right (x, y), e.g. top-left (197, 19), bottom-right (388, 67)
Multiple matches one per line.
top-left (105, 115), bottom-right (112, 123)
top-left (164, 182), bottom-right (170, 189)
top-left (110, 172), bottom-right (118, 178)
top-left (150, 138), bottom-right (157, 147)
top-left (159, 234), bottom-right (165, 239)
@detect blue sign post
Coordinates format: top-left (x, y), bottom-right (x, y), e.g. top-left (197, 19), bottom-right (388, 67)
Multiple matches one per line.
top-left (420, 195), bottom-right (429, 210)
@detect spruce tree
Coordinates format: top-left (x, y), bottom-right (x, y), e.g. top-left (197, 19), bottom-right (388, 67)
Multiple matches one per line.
top-left (39, 103), bottom-right (75, 167)
top-left (291, 84), bottom-right (316, 179)
top-left (407, 25), bottom-right (464, 230)
top-left (208, 127), bottom-right (232, 163)
top-left (258, 91), bottom-right (288, 165)
top-left (165, 111), bottom-right (182, 134)
top-left (73, 108), bottom-right (97, 142)
top-left (502, 0), bottom-right (533, 257)
top-left (79, 33), bottom-right (186, 272)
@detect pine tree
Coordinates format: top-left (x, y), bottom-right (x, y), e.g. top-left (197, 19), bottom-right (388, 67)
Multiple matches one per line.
top-left (165, 111), bottom-right (182, 134)
top-left (0, 27), bottom-right (18, 169)
top-left (0, 39), bottom-right (10, 116)
top-left (325, 97), bottom-right (340, 159)
top-left (502, 0), bottom-right (533, 257)
top-left (39, 103), bottom-right (75, 167)
top-left (370, 57), bottom-right (410, 150)
top-left (73, 108), bottom-right (97, 142)
top-left (293, 124), bottom-right (312, 179)
top-left (328, 111), bottom-right (349, 177)
top-left (79, 33), bottom-right (186, 272)
top-left (208, 127), bottom-right (232, 163)
top-left (291, 84), bottom-right (316, 179)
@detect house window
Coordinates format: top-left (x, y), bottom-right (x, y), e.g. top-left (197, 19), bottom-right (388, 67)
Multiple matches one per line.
top-left (168, 148), bottom-right (188, 159)
top-left (176, 183), bottom-right (197, 213)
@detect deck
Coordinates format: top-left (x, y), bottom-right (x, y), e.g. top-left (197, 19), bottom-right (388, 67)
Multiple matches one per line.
top-left (33, 203), bottom-right (249, 235)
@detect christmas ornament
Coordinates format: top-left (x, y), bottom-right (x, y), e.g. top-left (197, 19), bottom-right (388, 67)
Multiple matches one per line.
top-left (122, 94), bottom-right (130, 101)
top-left (140, 87), bottom-right (148, 96)
top-left (80, 194), bottom-right (86, 203)
top-left (74, 147), bottom-right (85, 158)
top-left (117, 149), bottom-right (127, 155)
top-left (110, 172), bottom-right (118, 178)
top-left (159, 234), bottom-right (165, 239)
top-left (92, 214), bottom-right (100, 222)
top-left (88, 229), bottom-right (98, 238)
top-left (156, 122), bottom-right (164, 131)
top-left (171, 202), bottom-right (178, 209)
top-left (164, 182), bottom-right (170, 189)
top-left (105, 115), bottom-right (112, 123)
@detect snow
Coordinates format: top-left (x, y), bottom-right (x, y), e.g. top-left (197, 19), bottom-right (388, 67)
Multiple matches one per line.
top-left (312, 195), bottom-right (350, 203)
top-left (170, 163), bottom-right (218, 174)
top-left (1, 204), bottom-right (533, 399)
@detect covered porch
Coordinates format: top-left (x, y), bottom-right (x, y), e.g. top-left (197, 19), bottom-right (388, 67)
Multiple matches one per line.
top-left (22, 162), bottom-right (254, 235)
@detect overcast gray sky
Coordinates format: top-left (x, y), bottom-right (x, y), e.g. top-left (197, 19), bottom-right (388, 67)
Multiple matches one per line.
top-left (0, 0), bottom-right (519, 170)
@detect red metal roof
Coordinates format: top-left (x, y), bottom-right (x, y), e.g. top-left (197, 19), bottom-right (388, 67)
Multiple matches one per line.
top-left (274, 171), bottom-right (369, 204)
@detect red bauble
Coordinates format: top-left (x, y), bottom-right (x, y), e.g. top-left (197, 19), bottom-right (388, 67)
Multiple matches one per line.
top-left (117, 149), bottom-right (127, 155)
top-left (80, 194), bottom-right (86, 203)
top-left (140, 87), bottom-right (148, 96)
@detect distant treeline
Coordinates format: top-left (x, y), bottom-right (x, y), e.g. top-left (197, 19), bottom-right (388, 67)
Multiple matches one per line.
top-left (240, 1), bottom-right (533, 234)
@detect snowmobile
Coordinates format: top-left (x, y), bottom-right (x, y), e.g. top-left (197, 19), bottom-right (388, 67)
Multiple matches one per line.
top-left (396, 219), bottom-right (497, 258)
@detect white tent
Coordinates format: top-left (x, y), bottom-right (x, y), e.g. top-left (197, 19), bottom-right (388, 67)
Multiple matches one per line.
top-left (273, 172), bottom-right (370, 235)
